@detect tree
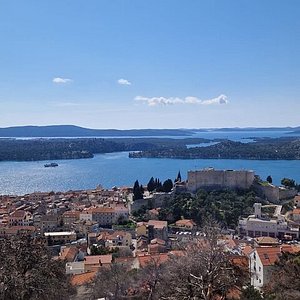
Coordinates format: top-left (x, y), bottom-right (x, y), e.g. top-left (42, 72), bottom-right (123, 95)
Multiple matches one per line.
top-left (264, 251), bottom-right (300, 300)
top-left (241, 285), bottom-right (263, 300)
top-left (175, 170), bottom-right (182, 182)
top-left (281, 177), bottom-right (296, 188)
top-left (162, 179), bottom-right (173, 193)
top-left (133, 180), bottom-right (143, 200)
top-left (155, 222), bottom-right (248, 300)
top-left (90, 262), bottom-right (137, 299)
top-left (0, 235), bottom-right (75, 300)
top-left (147, 177), bottom-right (156, 193)
top-left (266, 175), bottom-right (273, 184)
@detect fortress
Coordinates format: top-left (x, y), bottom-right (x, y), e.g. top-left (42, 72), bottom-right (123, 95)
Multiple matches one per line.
top-left (187, 168), bottom-right (255, 193)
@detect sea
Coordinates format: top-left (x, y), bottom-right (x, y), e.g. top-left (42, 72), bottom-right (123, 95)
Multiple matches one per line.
top-left (1, 130), bottom-right (300, 195)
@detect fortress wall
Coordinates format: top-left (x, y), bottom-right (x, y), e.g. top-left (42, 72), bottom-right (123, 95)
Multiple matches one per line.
top-left (187, 169), bottom-right (255, 192)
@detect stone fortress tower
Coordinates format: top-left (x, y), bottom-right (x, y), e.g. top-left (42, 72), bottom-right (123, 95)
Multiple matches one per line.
top-left (187, 168), bottom-right (255, 193)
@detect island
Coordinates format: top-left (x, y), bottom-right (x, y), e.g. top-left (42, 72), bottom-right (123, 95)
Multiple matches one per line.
top-left (129, 137), bottom-right (300, 160)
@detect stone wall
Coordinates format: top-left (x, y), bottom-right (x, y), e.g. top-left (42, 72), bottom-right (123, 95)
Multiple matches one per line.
top-left (187, 168), bottom-right (255, 193)
top-left (128, 193), bottom-right (172, 213)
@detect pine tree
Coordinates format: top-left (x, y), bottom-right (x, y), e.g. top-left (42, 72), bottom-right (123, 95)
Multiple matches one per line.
top-left (147, 177), bottom-right (155, 192)
top-left (175, 171), bottom-right (182, 182)
top-left (133, 180), bottom-right (143, 200)
top-left (266, 175), bottom-right (273, 184)
top-left (162, 179), bottom-right (173, 192)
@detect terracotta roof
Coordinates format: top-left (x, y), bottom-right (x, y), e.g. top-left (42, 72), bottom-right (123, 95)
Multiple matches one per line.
top-left (137, 222), bottom-right (147, 227)
top-left (84, 255), bottom-right (112, 265)
top-left (91, 207), bottom-right (114, 213)
top-left (148, 220), bottom-right (167, 229)
top-left (255, 237), bottom-right (279, 245)
top-left (10, 210), bottom-right (26, 218)
top-left (230, 255), bottom-right (249, 268)
top-left (71, 271), bottom-right (96, 286)
top-left (175, 219), bottom-right (196, 227)
top-left (138, 253), bottom-right (169, 268)
top-left (1, 226), bottom-right (36, 235)
top-left (292, 208), bottom-right (300, 215)
top-left (63, 211), bottom-right (80, 218)
top-left (60, 246), bottom-right (78, 262)
top-left (256, 244), bottom-right (300, 266)
top-left (241, 245), bottom-right (254, 257)
top-left (150, 238), bottom-right (166, 245)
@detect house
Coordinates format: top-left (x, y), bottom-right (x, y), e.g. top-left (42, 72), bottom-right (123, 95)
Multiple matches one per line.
top-left (79, 211), bottom-right (93, 222)
top-left (148, 220), bottom-right (168, 241)
top-left (175, 219), bottom-right (196, 230)
top-left (9, 210), bottom-right (32, 226)
top-left (40, 214), bottom-right (61, 232)
top-left (84, 254), bottom-right (112, 272)
top-left (136, 222), bottom-right (148, 238)
top-left (91, 207), bottom-right (129, 226)
top-left (254, 237), bottom-right (280, 247)
top-left (59, 246), bottom-right (79, 262)
top-left (291, 208), bottom-right (300, 223)
top-left (148, 238), bottom-right (167, 254)
top-left (238, 203), bottom-right (299, 239)
top-left (44, 231), bottom-right (77, 244)
top-left (0, 225), bottom-right (36, 237)
top-left (70, 271), bottom-right (97, 300)
top-left (97, 230), bottom-right (132, 248)
top-left (62, 211), bottom-right (80, 228)
top-left (249, 245), bottom-right (300, 289)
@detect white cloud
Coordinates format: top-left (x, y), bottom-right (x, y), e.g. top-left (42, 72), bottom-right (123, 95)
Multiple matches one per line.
top-left (52, 77), bottom-right (73, 84)
top-left (117, 78), bottom-right (131, 85)
top-left (135, 94), bottom-right (228, 106)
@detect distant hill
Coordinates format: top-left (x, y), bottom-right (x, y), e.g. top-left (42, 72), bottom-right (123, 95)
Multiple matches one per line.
top-left (209, 127), bottom-right (300, 132)
top-left (0, 125), bottom-right (193, 137)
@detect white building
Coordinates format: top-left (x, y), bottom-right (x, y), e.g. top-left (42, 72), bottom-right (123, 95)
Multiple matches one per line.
top-left (239, 203), bottom-right (299, 240)
top-left (249, 246), bottom-right (280, 288)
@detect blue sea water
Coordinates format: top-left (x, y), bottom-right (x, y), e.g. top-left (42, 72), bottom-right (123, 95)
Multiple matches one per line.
top-left (0, 130), bottom-right (300, 195)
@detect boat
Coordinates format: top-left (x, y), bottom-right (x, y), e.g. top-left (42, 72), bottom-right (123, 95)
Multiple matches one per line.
top-left (44, 163), bottom-right (58, 168)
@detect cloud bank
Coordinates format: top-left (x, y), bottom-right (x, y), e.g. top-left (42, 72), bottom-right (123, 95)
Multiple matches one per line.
top-left (135, 94), bottom-right (228, 106)
top-left (118, 78), bottom-right (131, 85)
top-left (52, 77), bottom-right (73, 84)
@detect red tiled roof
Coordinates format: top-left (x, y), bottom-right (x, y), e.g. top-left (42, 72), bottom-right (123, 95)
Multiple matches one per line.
top-left (10, 210), bottom-right (26, 218)
top-left (84, 255), bottom-right (112, 265)
top-left (71, 271), bottom-right (96, 286)
top-left (138, 253), bottom-right (169, 268)
top-left (292, 208), bottom-right (300, 215)
top-left (91, 207), bottom-right (114, 213)
top-left (148, 220), bottom-right (167, 229)
top-left (60, 246), bottom-right (78, 262)
top-left (255, 245), bottom-right (299, 266)
top-left (63, 211), bottom-right (80, 218)
top-left (175, 219), bottom-right (196, 227)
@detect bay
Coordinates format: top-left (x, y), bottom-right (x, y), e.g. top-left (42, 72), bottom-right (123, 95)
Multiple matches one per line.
top-left (1, 151), bottom-right (300, 195)
top-left (1, 129), bottom-right (300, 195)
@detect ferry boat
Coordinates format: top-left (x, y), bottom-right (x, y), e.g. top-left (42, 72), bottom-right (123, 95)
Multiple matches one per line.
top-left (44, 162), bottom-right (59, 168)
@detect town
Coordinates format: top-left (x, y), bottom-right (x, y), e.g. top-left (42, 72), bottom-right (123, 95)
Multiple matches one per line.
top-left (1, 168), bottom-right (300, 299)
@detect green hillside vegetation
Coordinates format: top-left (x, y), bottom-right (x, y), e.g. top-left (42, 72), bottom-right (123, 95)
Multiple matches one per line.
top-left (130, 137), bottom-right (300, 160)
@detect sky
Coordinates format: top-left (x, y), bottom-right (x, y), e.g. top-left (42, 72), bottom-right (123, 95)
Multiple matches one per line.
top-left (0, 1), bottom-right (299, 129)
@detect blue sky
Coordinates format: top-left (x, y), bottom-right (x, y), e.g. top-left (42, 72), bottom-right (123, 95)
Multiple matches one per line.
top-left (0, 1), bottom-right (299, 129)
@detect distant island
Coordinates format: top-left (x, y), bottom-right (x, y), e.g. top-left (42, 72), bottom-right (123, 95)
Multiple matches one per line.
top-left (0, 125), bottom-right (300, 138)
top-left (0, 136), bottom-right (300, 161)
top-left (0, 137), bottom-right (210, 161)
top-left (0, 125), bottom-right (194, 137)
top-left (129, 137), bottom-right (300, 160)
